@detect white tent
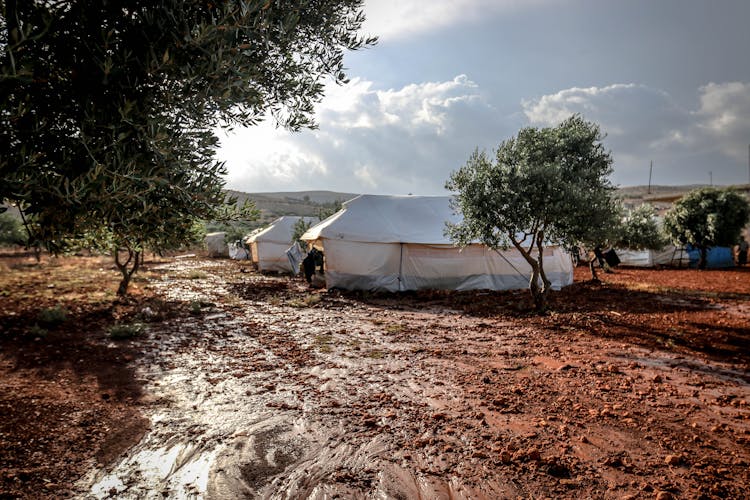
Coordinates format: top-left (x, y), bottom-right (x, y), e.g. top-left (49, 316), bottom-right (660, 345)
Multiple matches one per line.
top-left (301, 195), bottom-right (574, 292)
top-left (205, 232), bottom-right (228, 258)
top-left (245, 216), bottom-right (317, 273)
top-left (615, 245), bottom-right (690, 267)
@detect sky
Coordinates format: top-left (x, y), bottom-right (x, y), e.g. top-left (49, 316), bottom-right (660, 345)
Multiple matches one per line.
top-left (218, 0), bottom-right (750, 196)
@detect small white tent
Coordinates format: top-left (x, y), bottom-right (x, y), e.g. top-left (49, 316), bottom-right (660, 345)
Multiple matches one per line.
top-left (615, 245), bottom-right (690, 267)
top-left (301, 195), bottom-right (574, 292)
top-left (246, 216), bottom-right (316, 273)
top-left (205, 232), bottom-right (228, 258)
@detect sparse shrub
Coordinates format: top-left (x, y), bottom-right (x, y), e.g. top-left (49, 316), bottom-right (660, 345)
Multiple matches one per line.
top-left (108, 322), bottom-right (145, 339)
top-left (36, 306), bottom-right (67, 327)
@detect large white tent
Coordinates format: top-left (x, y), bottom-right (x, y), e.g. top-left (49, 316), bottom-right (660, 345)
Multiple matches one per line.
top-left (245, 216), bottom-right (316, 273)
top-left (301, 195), bottom-right (574, 292)
top-left (615, 245), bottom-right (690, 267)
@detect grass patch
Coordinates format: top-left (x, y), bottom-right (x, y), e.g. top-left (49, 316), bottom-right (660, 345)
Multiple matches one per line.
top-left (313, 333), bottom-right (334, 353)
top-left (268, 296), bottom-right (283, 306)
top-left (366, 349), bottom-right (384, 359)
top-left (385, 323), bottom-right (405, 334)
top-left (108, 323), bottom-right (145, 340)
top-left (289, 294), bottom-right (323, 308)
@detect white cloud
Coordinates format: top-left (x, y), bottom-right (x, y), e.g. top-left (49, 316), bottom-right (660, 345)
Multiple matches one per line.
top-left (219, 75), bottom-right (512, 195)
top-left (692, 82), bottom-right (750, 163)
top-left (220, 78), bottom-right (750, 195)
top-left (521, 82), bottom-right (750, 186)
top-left (523, 84), bottom-right (686, 148)
top-left (361, 0), bottom-right (559, 41)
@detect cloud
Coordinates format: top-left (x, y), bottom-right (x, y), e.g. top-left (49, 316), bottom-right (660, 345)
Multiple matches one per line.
top-left (522, 84), bottom-right (687, 150)
top-left (219, 75), bottom-right (514, 195)
top-left (521, 83), bottom-right (750, 186)
top-left (361, 0), bottom-right (558, 41)
top-left (692, 82), bottom-right (750, 163)
top-left (220, 78), bottom-right (750, 196)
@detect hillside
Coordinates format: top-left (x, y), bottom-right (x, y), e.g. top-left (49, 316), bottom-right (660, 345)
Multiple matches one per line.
top-left (226, 190), bottom-right (358, 223)
top-left (228, 185), bottom-right (708, 222)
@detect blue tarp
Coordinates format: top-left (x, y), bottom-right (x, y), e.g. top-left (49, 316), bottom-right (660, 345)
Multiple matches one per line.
top-left (685, 245), bottom-right (734, 268)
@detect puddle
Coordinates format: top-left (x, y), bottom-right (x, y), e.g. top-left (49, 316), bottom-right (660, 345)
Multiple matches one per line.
top-left (76, 259), bottom-right (750, 499)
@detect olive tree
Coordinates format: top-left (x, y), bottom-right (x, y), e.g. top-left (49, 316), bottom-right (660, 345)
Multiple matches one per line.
top-left (446, 116), bottom-right (620, 311)
top-left (616, 203), bottom-right (667, 250)
top-left (1, 0), bottom-right (374, 294)
top-left (663, 187), bottom-right (749, 269)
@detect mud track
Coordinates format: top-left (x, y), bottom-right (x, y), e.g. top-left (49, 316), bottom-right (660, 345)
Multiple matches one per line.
top-left (79, 259), bottom-right (750, 499)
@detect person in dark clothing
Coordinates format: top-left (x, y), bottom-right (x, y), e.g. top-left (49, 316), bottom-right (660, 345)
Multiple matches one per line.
top-left (738, 239), bottom-right (748, 266)
top-left (302, 248), bottom-right (324, 284)
top-left (589, 245), bottom-right (613, 280)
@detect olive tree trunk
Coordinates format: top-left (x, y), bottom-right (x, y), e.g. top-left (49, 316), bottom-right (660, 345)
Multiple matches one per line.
top-left (509, 231), bottom-right (552, 312)
top-left (115, 247), bottom-right (141, 296)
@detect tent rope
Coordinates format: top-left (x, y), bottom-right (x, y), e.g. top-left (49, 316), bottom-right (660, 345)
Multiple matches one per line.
top-left (491, 247), bottom-right (529, 279)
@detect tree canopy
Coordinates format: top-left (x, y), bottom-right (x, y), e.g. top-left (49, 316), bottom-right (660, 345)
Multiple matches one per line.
top-left (615, 203), bottom-right (667, 251)
top-left (1, 0), bottom-right (374, 293)
top-left (446, 115), bottom-right (620, 310)
top-left (663, 187), bottom-right (750, 269)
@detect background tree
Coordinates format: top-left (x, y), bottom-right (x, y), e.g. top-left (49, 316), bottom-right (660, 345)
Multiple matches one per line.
top-left (663, 187), bottom-right (750, 269)
top-left (292, 217), bottom-right (315, 246)
top-left (0, 210), bottom-right (25, 246)
top-left (1, 0), bottom-right (374, 294)
top-left (615, 203), bottom-right (667, 250)
top-left (446, 116), bottom-right (620, 311)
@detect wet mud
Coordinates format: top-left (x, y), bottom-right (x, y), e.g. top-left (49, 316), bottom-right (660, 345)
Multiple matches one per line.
top-left (78, 259), bottom-right (750, 499)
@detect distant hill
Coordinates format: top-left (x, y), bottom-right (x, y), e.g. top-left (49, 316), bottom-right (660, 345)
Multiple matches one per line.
top-left (225, 186), bottom-right (732, 223)
top-left (616, 184), bottom-right (709, 200)
top-left (226, 190), bottom-right (358, 224)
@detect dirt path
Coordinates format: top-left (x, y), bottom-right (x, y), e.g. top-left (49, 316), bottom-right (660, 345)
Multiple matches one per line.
top-left (73, 259), bottom-right (749, 499)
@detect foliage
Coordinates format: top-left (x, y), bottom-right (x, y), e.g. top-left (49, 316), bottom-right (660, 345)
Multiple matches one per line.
top-left (291, 217), bottom-right (315, 245)
top-left (317, 200), bottom-right (344, 220)
top-left (36, 306), bottom-right (67, 327)
top-left (0, 211), bottom-right (25, 246)
top-left (1, 1), bottom-right (374, 294)
top-left (446, 115), bottom-right (620, 310)
top-left (205, 218), bottom-right (260, 244)
top-left (616, 203), bottom-right (667, 250)
top-left (663, 187), bottom-right (750, 269)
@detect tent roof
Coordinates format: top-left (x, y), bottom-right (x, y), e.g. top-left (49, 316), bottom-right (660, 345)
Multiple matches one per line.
top-left (301, 195), bottom-right (461, 244)
top-left (247, 216), bottom-right (317, 244)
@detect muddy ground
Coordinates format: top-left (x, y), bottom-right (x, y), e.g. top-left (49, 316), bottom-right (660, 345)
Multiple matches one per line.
top-left (1, 254), bottom-right (749, 499)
